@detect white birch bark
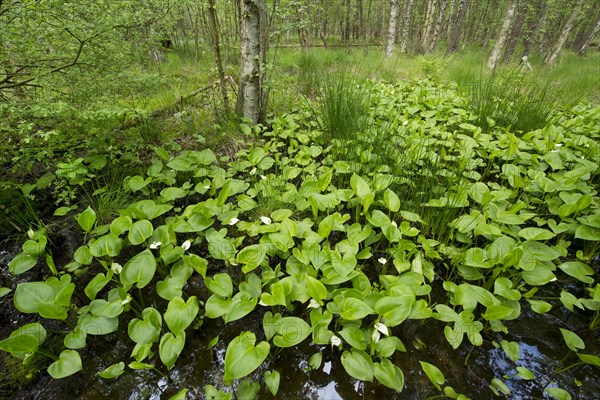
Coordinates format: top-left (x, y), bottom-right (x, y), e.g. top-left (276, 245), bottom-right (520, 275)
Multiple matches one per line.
top-left (578, 16), bottom-right (600, 55)
top-left (428, 0), bottom-right (448, 53)
top-left (237, 0), bottom-right (262, 123)
top-left (545, 4), bottom-right (581, 65)
top-left (487, 0), bottom-right (517, 70)
top-left (386, 0), bottom-right (400, 58)
top-left (400, 0), bottom-right (415, 53)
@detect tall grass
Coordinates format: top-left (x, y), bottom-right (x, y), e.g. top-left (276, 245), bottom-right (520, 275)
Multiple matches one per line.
top-left (315, 74), bottom-right (370, 146)
top-left (466, 70), bottom-right (558, 133)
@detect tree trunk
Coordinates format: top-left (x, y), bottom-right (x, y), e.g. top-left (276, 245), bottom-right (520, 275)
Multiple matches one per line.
top-left (578, 16), bottom-right (600, 55)
top-left (422, 0), bottom-right (438, 51)
top-left (502, 0), bottom-right (527, 64)
top-left (428, 0), bottom-right (448, 53)
top-left (400, 0), bottom-right (415, 53)
top-left (386, 0), bottom-right (400, 58)
top-left (445, 0), bottom-right (468, 55)
top-left (487, 0), bottom-right (517, 70)
top-left (544, 3), bottom-right (581, 65)
top-left (207, 0), bottom-right (229, 112)
top-left (237, 0), bottom-right (264, 123)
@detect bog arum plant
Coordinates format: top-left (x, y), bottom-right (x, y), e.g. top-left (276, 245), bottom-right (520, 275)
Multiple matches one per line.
top-left (0, 79), bottom-right (597, 400)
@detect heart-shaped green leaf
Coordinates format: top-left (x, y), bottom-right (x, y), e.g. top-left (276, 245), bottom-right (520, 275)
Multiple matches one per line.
top-left (223, 331), bottom-right (270, 381)
top-left (341, 349), bottom-right (374, 382)
top-left (160, 332), bottom-right (186, 370)
top-left (164, 296), bottom-right (199, 335)
top-left (48, 350), bottom-right (83, 379)
top-left (121, 250), bottom-right (156, 289)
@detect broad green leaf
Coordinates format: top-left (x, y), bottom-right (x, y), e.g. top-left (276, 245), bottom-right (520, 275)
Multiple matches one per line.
top-left (78, 206), bottom-right (96, 233)
top-left (78, 314), bottom-right (118, 336)
top-left (0, 334), bottom-right (39, 359)
top-left (48, 350), bottom-right (83, 379)
top-left (0, 287), bottom-right (12, 297)
top-left (128, 308), bottom-right (161, 345)
top-left (577, 353), bottom-right (600, 366)
top-left (500, 340), bottom-right (520, 363)
top-left (338, 326), bottom-right (367, 351)
top-left (518, 227), bottom-right (555, 241)
top-left (84, 271), bottom-right (113, 300)
top-left (374, 358), bottom-right (404, 392)
top-left (89, 234), bottom-right (122, 258)
top-left (383, 189), bottom-right (400, 212)
top-left (205, 273), bottom-right (233, 298)
top-left (273, 317), bottom-right (311, 347)
top-left (164, 296), bottom-right (199, 335)
top-left (121, 250), bottom-right (156, 289)
top-left (527, 299), bottom-right (552, 314)
top-left (237, 245), bottom-right (266, 273)
top-left (110, 215), bottom-right (133, 236)
top-left (341, 349), bottom-right (374, 382)
top-left (224, 294), bottom-right (257, 324)
top-left (350, 173), bottom-right (371, 198)
top-left (128, 219), bottom-right (154, 245)
top-left (557, 261), bottom-right (594, 284)
top-left (98, 362), bottom-right (125, 379)
top-left (516, 366), bottom-right (534, 380)
top-left (545, 387), bottom-right (571, 400)
top-left (264, 370), bottom-right (281, 396)
top-left (236, 378), bottom-right (260, 400)
top-left (374, 296), bottom-right (414, 326)
top-left (340, 298), bottom-right (373, 320)
top-left (491, 378), bottom-right (511, 395)
top-left (260, 282), bottom-right (286, 307)
top-left (419, 361), bottom-right (445, 391)
top-left (223, 332), bottom-right (270, 381)
top-left (309, 352), bottom-right (323, 370)
top-left (559, 328), bottom-right (585, 352)
top-left (8, 253), bottom-right (37, 275)
top-left (159, 332), bottom-right (186, 370)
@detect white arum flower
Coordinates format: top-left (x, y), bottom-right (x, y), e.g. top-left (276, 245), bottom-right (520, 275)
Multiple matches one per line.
top-left (378, 257), bottom-right (387, 265)
top-left (228, 217), bottom-right (240, 226)
top-left (391, 221), bottom-right (397, 227)
top-left (181, 240), bottom-right (192, 251)
top-left (27, 229), bottom-right (34, 239)
top-left (250, 167), bottom-right (257, 175)
top-left (203, 185), bottom-right (211, 189)
top-left (307, 299), bottom-right (320, 309)
top-left (260, 216), bottom-right (272, 225)
top-left (555, 143), bottom-right (563, 147)
top-left (372, 329), bottom-right (381, 343)
top-left (121, 294), bottom-right (132, 305)
top-left (260, 175), bottom-right (267, 180)
top-left (330, 335), bottom-right (342, 347)
top-left (111, 262), bottom-right (123, 274)
top-left (403, 120), bottom-right (409, 126)
top-left (150, 241), bottom-right (162, 249)
top-left (374, 322), bottom-right (389, 336)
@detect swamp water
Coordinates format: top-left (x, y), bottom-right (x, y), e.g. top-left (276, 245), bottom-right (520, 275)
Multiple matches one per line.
top-left (1, 239), bottom-right (598, 400)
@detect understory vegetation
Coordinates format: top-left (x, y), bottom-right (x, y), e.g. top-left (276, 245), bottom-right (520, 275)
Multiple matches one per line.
top-left (0, 45), bottom-right (599, 400)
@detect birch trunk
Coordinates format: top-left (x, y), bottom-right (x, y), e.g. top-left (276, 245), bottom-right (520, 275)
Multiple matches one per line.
top-left (237, 0), bottom-right (263, 123)
top-left (445, 0), bottom-right (468, 55)
top-left (428, 0), bottom-right (448, 53)
top-left (502, 0), bottom-right (527, 64)
top-left (422, 0), bottom-right (438, 51)
top-left (578, 16), bottom-right (600, 55)
top-left (386, 0), bottom-right (400, 58)
top-left (400, 0), bottom-right (415, 53)
top-left (545, 4), bottom-right (581, 65)
top-left (487, 0), bottom-right (517, 70)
